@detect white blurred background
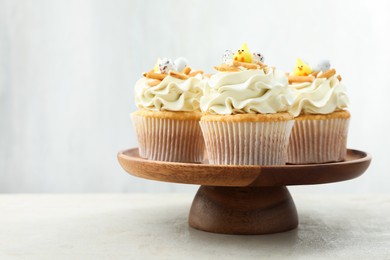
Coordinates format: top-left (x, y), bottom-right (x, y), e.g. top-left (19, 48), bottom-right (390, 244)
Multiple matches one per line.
top-left (0, 0), bottom-right (388, 193)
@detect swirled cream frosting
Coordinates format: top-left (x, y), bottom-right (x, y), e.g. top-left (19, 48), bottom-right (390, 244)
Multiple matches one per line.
top-left (289, 75), bottom-right (349, 117)
top-left (200, 69), bottom-right (293, 115)
top-left (135, 74), bottom-right (204, 112)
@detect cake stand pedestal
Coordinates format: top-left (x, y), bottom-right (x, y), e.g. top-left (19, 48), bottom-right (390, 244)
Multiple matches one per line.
top-left (118, 148), bottom-right (371, 235)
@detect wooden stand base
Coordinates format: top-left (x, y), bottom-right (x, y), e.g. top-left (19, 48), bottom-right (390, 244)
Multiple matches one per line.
top-left (189, 186), bottom-right (298, 235)
top-left (118, 148), bottom-right (371, 235)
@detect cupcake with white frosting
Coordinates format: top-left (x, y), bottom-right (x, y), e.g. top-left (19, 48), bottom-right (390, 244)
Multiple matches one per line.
top-left (200, 44), bottom-right (294, 165)
top-left (132, 57), bottom-right (205, 162)
top-left (287, 59), bottom-right (350, 164)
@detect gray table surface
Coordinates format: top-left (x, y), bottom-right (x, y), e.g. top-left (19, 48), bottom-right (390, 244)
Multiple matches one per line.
top-left (0, 194), bottom-right (389, 259)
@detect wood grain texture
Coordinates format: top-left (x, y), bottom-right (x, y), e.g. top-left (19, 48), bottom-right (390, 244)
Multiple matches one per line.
top-left (117, 147), bottom-right (371, 234)
top-left (117, 148), bottom-right (371, 187)
top-left (189, 186), bottom-right (298, 234)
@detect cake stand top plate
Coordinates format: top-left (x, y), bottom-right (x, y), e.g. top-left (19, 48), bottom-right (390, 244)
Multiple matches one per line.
top-left (118, 148), bottom-right (371, 187)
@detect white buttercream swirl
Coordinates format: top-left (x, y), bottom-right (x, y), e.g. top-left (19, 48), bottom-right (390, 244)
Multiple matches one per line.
top-left (289, 75), bottom-right (349, 117)
top-left (135, 74), bottom-right (203, 111)
top-left (200, 69), bottom-right (293, 115)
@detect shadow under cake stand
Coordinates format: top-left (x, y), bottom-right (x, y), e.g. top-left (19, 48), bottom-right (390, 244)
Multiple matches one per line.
top-left (118, 148), bottom-right (371, 235)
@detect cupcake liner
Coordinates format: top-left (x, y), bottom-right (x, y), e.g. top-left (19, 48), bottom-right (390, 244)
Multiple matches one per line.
top-left (200, 120), bottom-right (294, 165)
top-left (287, 118), bottom-right (350, 164)
top-left (132, 113), bottom-right (205, 162)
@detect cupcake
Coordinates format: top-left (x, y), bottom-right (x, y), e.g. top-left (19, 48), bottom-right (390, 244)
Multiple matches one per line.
top-left (132, 57), bottom-right (205, 162)
top-left (200, 43), bottom-right (294, 165)
top-left (287, 59), bottom-right (350, 164)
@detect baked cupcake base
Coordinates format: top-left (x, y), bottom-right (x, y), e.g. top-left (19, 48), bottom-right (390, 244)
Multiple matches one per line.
top-left (200, 113), bottom-right (294, 165)
top-left (287, 110), bottom-right (350, 164)
top-left (132, 110), bottom-right (205, 163)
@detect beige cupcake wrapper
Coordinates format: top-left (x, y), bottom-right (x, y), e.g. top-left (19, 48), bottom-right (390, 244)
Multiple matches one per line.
top-left (200, 120), bottom-right (294, 165)
top-left (287, 118), bottom-right (350, 164)
top-left (132, 114), bottom-right (205, 162)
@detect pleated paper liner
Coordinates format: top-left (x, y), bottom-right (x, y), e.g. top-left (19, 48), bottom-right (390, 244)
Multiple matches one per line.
top-left (287, 115), bottom-right (350, 164)
top-left (132, 112), bottom-right (205, 163)
top-left (200, 120), bottom-right (294, 165)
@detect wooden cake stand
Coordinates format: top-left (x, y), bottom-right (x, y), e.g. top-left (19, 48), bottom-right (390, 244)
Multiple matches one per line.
top-left (117, 148), bottom-right (371, 235)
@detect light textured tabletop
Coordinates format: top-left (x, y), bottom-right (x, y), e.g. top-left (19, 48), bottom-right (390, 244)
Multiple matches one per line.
top-left (0, 194), bottom-right (389, 259)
